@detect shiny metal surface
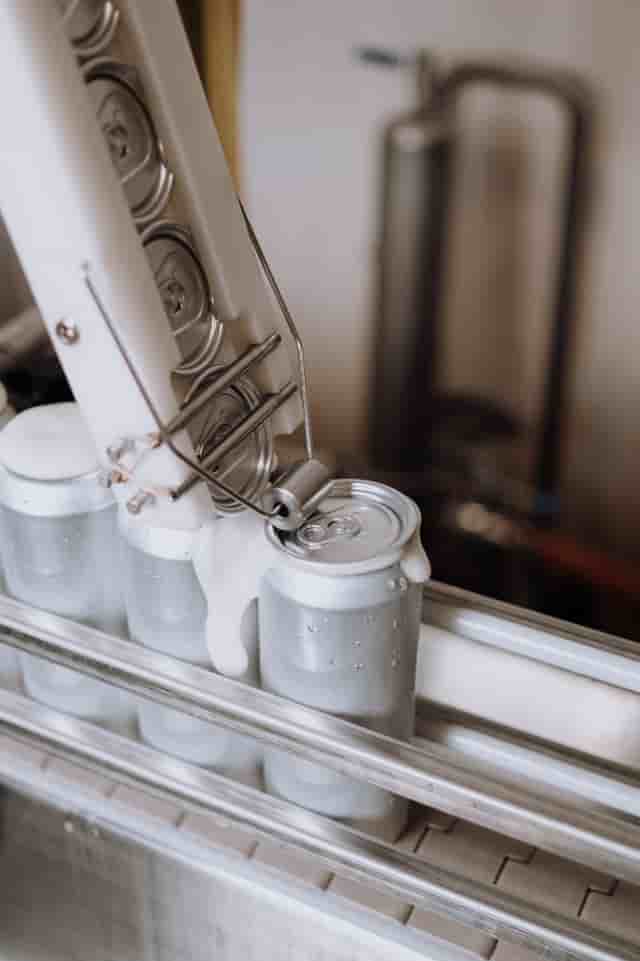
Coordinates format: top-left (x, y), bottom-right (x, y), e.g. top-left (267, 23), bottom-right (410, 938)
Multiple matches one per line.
top-left (273, 479), bottom-right (419, 566)
top-left (259, 557), bottom-right (419, 839)
top-left (238, 199), bottom-right (315, 463)
top-left (168, 333), bottom-right (281, 435)
top-left (263, 458), bottom-right (333, 531)
top-left (0, 590), bottom-right (639, 886)
top-left (370, 53), bottom-right (450, 470)
top-left (0, 691), bottom-right (637, 961)
top-left (54, 317), bottom-right (80, 345)
top-left (172, 381), bottom-right (296, 503)
top-left (194, 374), bottom-right (274, 513)
top-left (84, 60), bottom-right (174, 224)
top-left (423, 580), bottom-right (640, 693)
top-left (58, 0), bottom-right (120, 57)
top-left (142, 221), bottom-right (224, 376)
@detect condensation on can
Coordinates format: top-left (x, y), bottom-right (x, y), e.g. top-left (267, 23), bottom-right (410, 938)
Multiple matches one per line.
top-left (259, 480), bottom-right (424, 841)
top-left (141, 222), bottom-right (224, 376)
top-left (57, 1), bottom-right (120, 58)
top-left (194, 373), bottom-right (275, 513)
top-left (84, 60), bottom-right (173, 224)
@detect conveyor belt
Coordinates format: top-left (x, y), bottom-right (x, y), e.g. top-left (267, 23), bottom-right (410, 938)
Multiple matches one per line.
top-left (0, 582), bottom-right (639, 961)
top-left (1, 729), bottom-right (640, 961)
top-left (0, 696), bottom-right (638, 961)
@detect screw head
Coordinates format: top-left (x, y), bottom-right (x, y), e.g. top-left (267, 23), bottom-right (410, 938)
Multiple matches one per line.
top-left (126, 490), bottom-right (156, 515)
top-left (55, 319), bottom-right (79, 345)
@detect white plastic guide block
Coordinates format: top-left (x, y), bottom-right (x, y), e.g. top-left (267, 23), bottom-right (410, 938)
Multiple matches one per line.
top-left (0, 2), bottom-right (209, 530)
top-left (0, 0), bottom-right (302, 531)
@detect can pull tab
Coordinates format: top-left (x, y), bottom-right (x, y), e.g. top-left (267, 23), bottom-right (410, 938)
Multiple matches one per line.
top-left (297, 511), bottom-right (362, 548)
top-left (400, 527), bottom-right (431, 584)
top-left (193, 513), bottom-right (273, 680)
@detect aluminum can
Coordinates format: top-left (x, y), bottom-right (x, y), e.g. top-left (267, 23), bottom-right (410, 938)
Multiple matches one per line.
top-left (142, 222), bottom-right (223, 376)
top-left (57, 1), bottom-right (119, 57)
top-left (0, 403), bottom-right (133, 728)
top-left (259, 479), bottom-right (427, 841)
top-left (120, 515), bottom-right (261, 783)
top-left (193, 373), bottom-right (275, 513)
top-left (84, 60), bottom-right (173, 224)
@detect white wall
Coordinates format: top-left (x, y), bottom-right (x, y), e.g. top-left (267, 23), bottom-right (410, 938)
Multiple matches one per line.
top-left (242, 0), bottom-right (640, 555)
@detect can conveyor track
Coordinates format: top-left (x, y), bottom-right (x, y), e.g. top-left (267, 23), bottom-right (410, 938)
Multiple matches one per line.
top-left (0, 582), bottom-right (639, 961)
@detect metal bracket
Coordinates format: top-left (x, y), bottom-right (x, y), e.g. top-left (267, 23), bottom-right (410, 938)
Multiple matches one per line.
top-left (83, 204), bottom-right (333, 528)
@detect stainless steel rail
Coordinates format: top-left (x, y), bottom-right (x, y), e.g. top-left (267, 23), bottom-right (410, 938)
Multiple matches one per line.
top-left (423, 582), bottom-right (640, 691)
top-left (0, 590), bottom-right (639, 887)
top-left (0, 688), bottom-right (636, 961)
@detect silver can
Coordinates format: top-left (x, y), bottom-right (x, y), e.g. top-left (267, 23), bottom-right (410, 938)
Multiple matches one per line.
top-left (142, 222), bottom-right (223, 376)
top-left (0, 403), bottom-right (133, 728)
top-left (120, 516), bottom-right (261, 783)
top-left (84, 60), bottom-right (173, 224)
top-left (57, 1), bottom-right (119, 58)
top-left (193, 373), bottom-right (275, 513)
top-left (259, 479), bottom-right (428, 841)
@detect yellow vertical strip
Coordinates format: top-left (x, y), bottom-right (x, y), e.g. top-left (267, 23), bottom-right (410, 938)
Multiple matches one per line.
top-left (202, 0), bottom-right (241, 188)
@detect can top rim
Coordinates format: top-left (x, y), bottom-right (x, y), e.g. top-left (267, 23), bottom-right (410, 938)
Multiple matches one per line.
top-left (0, 403), bottom-right (115, 516)
top-left (267, 479), bottom-right (420, 573)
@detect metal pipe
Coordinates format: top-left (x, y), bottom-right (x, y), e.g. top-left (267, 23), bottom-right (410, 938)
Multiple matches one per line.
top-left (171, 381), bottom-right (297, 498)
top-left (423, 581), bottom-right (640, 694)
top-left (0, 690), bottom-right (635, 961)
top-left (163, 331), bottom-right (282, 436)
top-left (434, 61), bottom-right (593, 520)
top-left (0, 592), bottom-right (639, 885)
top-left (238, 199), bottom-right (315, 461)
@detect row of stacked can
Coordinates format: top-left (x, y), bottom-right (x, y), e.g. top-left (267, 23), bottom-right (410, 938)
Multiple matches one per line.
top-left (0, 400), bottom-right (262, 784)
top-left (59, 0), bottom-right (273, 511)
top-left (53, 1), bottom-right (269, 773)
top-left (0, 397), bottom-right (430, 840)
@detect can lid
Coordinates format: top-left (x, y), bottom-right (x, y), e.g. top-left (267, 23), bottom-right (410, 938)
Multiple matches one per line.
top-left (0, 403), bottom-right (114, 516)
top-left (84, 61), bottom-right (173, 224)
top-left (142, 222), bottom-right (223, 376)
top-left (269, 479), bottom-right (420, 573)
top-left (194, 374), bottom-right (274, 514)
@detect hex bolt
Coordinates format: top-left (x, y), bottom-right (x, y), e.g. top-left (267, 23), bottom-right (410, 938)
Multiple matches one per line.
top-left (55, 319), bottom-right (79, 345)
